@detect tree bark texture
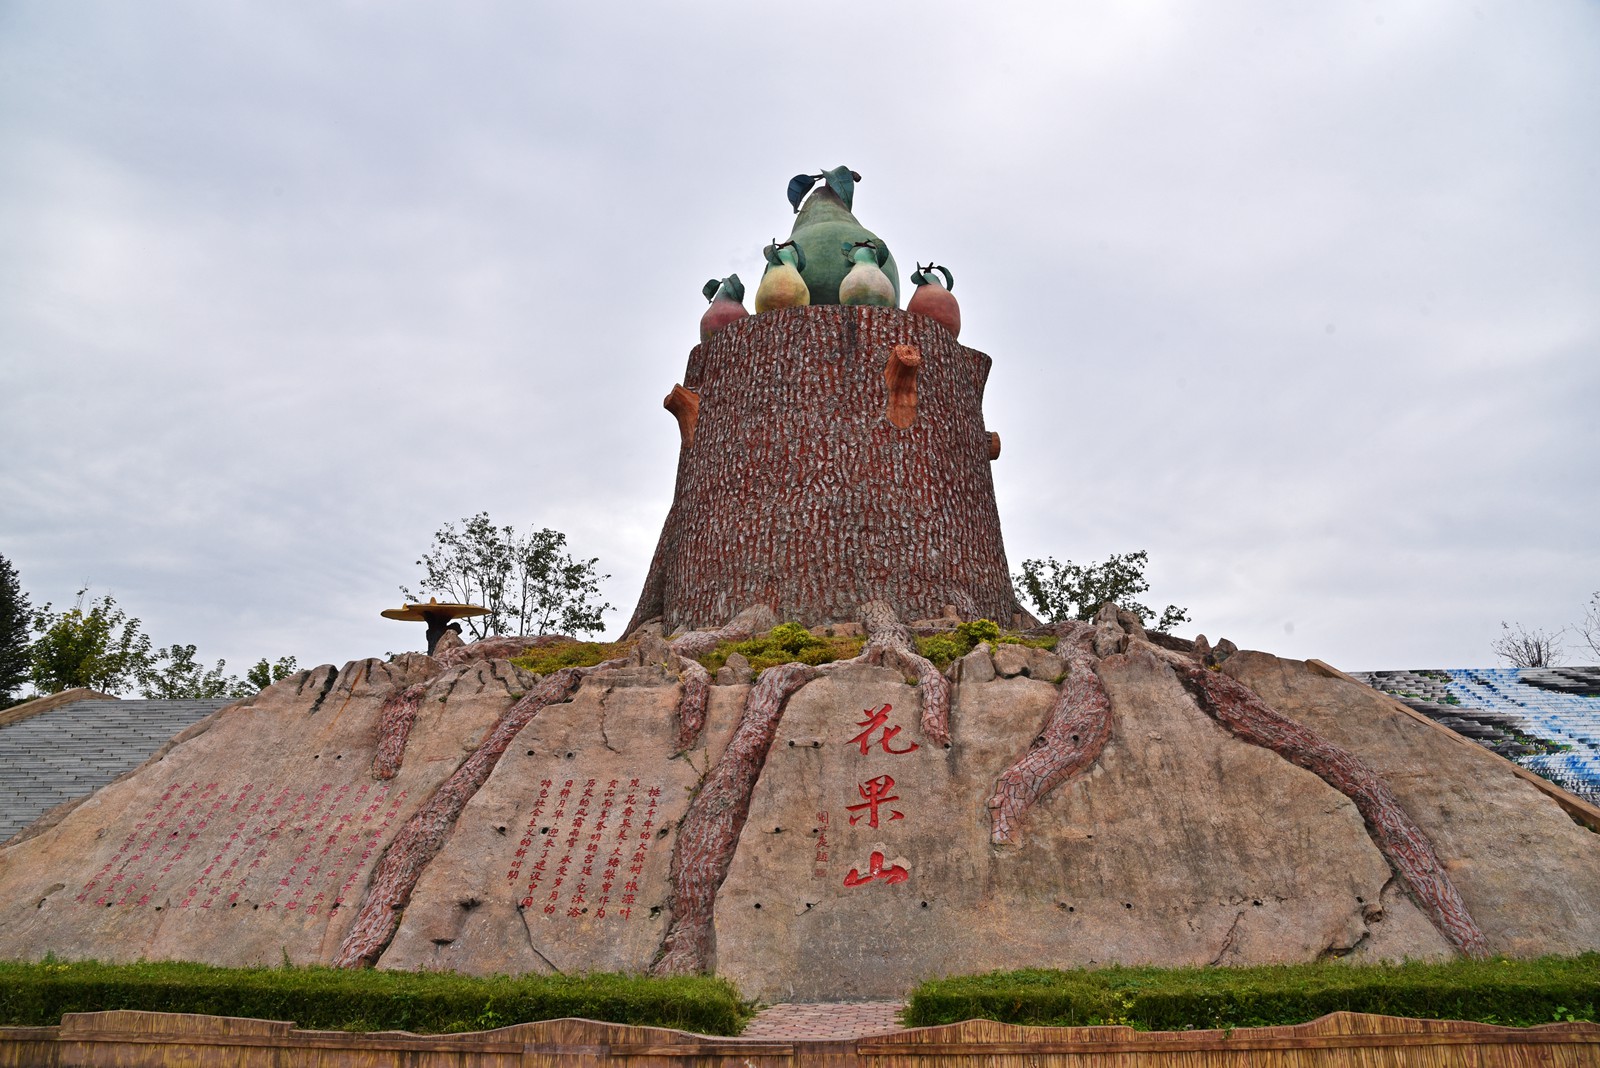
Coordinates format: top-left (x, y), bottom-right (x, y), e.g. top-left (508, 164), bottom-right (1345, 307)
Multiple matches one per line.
top-left (651, 661), bottom-right (819, 975)
top-left (335, 666), bottom-right (593, 968)
top-left (1167, 655), bottom-right (1490, 959)
top-left (986, 623), bottom-right (1113, 845)
top-left (371, 683), bottom-right (428, 782)
top-left (627, 306), bottom-right (1026, 635)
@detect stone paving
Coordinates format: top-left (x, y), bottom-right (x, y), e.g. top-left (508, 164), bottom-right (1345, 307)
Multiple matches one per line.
top-left (0, 698), bottom-right (231, 842)
top-left (739, 1001), bottom-right (907, 1040)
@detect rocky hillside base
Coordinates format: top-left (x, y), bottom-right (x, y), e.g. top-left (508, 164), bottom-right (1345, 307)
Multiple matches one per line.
top-left (0, 611), bottom-right (1596, 1002)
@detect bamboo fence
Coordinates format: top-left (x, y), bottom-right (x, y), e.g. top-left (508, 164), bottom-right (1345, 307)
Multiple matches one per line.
top-left (1, 1009), bottom-right (1596, 1066)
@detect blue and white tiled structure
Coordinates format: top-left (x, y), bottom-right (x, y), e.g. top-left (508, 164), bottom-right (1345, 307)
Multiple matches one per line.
top-left (1351, 667), bottom-right (1600, 804)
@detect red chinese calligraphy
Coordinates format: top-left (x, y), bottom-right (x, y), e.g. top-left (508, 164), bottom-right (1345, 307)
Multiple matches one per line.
top-left (843, 850), bottom-right (909, 887)
top-left (845, 775), bottom-right (904, 828)
top-left (847, 704), bottom-right (918, 755)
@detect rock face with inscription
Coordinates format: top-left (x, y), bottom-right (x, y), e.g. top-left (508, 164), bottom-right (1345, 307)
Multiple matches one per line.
top-left (2, 613), bottom-right (1597, 1000)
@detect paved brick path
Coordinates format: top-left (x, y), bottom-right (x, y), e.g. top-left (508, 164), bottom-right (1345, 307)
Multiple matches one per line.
top-left (740, 1001), bottom-right (906, 1040)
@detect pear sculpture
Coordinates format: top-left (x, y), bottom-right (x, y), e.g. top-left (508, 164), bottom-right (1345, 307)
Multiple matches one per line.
top-left (784, 165), bottom-right (899, 306)
top-left (907, 262), bottom-right (960, 337)
top-left (754, 239), bottom-right (810, 313)
top-left (838, 240), bottom-right (896, 307)
top-left (698, 274), bottom-right (748, 342)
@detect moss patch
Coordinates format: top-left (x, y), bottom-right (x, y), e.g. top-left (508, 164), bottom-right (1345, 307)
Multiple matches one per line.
top-left (511, 640), bottom-right (632, 676)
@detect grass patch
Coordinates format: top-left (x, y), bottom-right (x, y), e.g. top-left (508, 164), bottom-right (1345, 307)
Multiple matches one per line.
top-left (698, 622), bottom-right (863, 675)
top-left (904, 956), bottom-right (1600, 1031)
top-left (510, 640), bottom-right (632, 676)
top-left (0, 959), bottom-right (751, 1034)
top-left (915, 620), bottom-right (1058, 670)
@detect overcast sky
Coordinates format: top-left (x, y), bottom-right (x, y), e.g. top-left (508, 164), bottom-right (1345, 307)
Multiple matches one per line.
top-left (2, 2), bottom-right (1596, 686)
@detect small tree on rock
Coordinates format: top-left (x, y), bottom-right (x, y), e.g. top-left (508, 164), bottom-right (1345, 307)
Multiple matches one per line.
top-left (402, 514), bottom-right (613, 640)
top-left (1015, 550), bottom-right (1191, 632)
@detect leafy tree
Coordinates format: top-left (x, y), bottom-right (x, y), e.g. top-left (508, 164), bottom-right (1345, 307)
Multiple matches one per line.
top-left (401, 514), bottom-right (614, 640)
top-left (240, 655), bottom-right (299, 694)
top-left (1014, 550), bottom-right (1191, 632)
top-left (1492, 621), bottom-right (1562, 668)
top-left (0, 553), bottom-right (32, 708)
top-left (140, 643), bottom-right (237, 699)
top-left (29, 588), bottom-right (154, 695)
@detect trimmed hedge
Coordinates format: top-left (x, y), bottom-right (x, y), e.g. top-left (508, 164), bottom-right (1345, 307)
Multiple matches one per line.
top-left (904, 956), bottom-right (1600, 1031)
top-left (0, 960), bottom-right (751, 1035)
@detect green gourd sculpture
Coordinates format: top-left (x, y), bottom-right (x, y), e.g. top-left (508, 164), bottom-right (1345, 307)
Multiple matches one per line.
top-left (907, 262), bottom-right (960, 338)
top-left (783, 166), bottom-right (899, 306)
top-left (754, 239), bottom-right (810, 313)
top-left (699, 274), bottom-right (748, 342)
top-left (838, 240), bottom-right (896, 307)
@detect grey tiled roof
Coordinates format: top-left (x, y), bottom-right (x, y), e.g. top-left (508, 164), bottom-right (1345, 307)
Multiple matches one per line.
top-left (0, 698), bottom-right (231, 843)
top-left (1352, 667), bottom-right (1600, 803)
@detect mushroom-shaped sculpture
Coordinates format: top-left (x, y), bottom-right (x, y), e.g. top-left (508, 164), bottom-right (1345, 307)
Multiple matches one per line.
top-left (380, 598), bottom-right (490, 655)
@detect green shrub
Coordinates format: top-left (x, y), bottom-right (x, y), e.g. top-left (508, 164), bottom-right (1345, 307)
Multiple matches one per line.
top-left (698, 624), bottom-right (864, 676)
top-left (0, 959), bottom-right (751, 1035)
top-left (904, 956), bottom-right (1600, 1031)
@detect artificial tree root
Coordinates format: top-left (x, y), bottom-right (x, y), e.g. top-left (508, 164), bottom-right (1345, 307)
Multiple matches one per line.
top-left (334, 662), bottom-right (626, 968)
top-left (651, 661), bottom-right (819, 976)
top-left (667, 605), bottom-right (778, 752)
top-left (673, 658), bottom-right (712, 753)
top-left (371, 682), bottom-right (429, 782)
top-left (1166, 653), bottom-right (1490, 959)
top-left (986, 623), bottom-right (1113, 845)
top-left (851, 600), bottom-right (952, 747)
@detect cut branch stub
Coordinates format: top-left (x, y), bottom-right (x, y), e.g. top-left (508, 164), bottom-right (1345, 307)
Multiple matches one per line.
top-left (986, 623), bottom-right (1112, 845)
top-left (988, 430), bottom-right (1001, 461)
top-left (652, 660), bottom-right (820, 975)
top-left (884, 344), bottom-right (921, 429)
top-left (663, 384), bottom-right (700, 449)
top-left (1165, 652), bottom-right (1491, 959)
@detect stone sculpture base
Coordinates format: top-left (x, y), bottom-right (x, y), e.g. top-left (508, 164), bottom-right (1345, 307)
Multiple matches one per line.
top-left (2, 626), bottom-right (1597, 1000)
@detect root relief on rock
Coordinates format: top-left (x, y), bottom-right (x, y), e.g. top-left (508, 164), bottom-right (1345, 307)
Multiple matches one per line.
top-left (1167, 654), bottom-right (1490, 959)
top-left (652, 661), bottom-right (820, 975)
top-left (986, 622), bottom-right (1113, 846)
top-left (371, 683), bottom-right (429, 781)
top-left (334, 661), bottom-right (627, 968)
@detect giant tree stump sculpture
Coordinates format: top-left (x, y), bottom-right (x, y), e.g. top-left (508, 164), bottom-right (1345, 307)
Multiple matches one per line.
top-left (630, 305), bottom-right (1027, 634)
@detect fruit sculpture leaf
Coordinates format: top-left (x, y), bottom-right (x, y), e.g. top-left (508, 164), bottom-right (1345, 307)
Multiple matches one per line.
top-left (910, 263), bottom-right (954, 291)
top-left (786, 173), bottom-right (818, 213)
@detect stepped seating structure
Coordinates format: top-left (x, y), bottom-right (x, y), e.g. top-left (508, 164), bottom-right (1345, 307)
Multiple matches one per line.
top-left (0, 697), bottom-right (232, 842)
top-left (1352, 667), bottom-right (1600, 802)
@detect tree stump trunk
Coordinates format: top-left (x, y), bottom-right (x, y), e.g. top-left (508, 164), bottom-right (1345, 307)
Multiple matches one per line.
top-left (629, 306), bottom-right (1026, 634)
